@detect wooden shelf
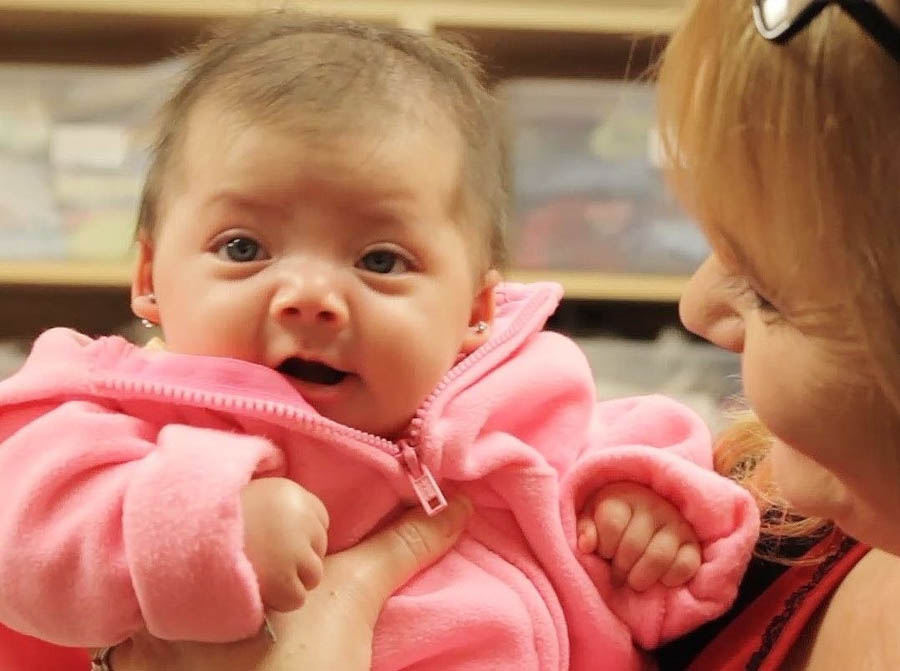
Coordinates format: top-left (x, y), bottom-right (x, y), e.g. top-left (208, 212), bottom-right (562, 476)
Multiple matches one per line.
top-left (0, 1), bottom-right (680, 66)
top-left (0, 260), bottom-right (134, 288)
top-left (0, 261), bottom-right (686, 302)
top-left (0, 1), bottom-right (683, 33)
top-left (507, 269), bottom-right (686, 302)
top-left (0, 1), bottom-right (688, 341)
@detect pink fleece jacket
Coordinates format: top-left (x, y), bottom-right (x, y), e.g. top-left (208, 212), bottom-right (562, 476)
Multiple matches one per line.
top-left (0, 282), bottom-right (758, 671)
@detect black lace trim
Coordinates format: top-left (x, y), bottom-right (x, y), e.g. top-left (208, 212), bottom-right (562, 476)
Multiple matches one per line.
top-left (745, 536), bottom-right (857, 671)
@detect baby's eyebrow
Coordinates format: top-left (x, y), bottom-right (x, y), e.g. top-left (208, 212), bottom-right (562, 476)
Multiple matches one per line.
top-left (205, 190), bottom-right (289, 218)
top-left (343, 198), bottom-right (424, 229)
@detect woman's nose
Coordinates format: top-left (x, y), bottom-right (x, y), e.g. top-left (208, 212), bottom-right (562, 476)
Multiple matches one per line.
top-left (679, 254), bottom-right (745, 353)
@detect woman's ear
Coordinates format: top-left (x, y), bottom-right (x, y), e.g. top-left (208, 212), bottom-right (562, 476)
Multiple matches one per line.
top-left (461, 269), bottom-right (501, 354)
top-left (131, 235), bottom-right (160, 324)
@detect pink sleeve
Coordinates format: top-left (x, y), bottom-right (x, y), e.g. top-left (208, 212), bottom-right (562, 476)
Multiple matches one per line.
top-left (0, 400), bottom-right (283, 646)
top-left (560, 395), bottom-right (759, 649)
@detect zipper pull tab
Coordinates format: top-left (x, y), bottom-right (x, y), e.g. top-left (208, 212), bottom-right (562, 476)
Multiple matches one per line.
top-left (400, 440), bottom-right (447, 516)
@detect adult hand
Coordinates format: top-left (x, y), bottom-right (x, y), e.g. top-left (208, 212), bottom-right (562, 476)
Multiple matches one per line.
top-left (110, 497), bottom-right (472, 671)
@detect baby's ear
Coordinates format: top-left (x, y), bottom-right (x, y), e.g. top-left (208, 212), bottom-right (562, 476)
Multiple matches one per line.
top-left (461, 270), bottom-right (501, 354)
top-left (131, 235), bottom-right (160, 325)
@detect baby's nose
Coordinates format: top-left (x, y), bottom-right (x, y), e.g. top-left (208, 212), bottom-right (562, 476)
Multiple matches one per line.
top-left (270, 271), bottom-right (349, 328)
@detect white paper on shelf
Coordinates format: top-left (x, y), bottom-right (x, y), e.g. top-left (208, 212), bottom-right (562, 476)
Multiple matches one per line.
top-left (0, 156), bottom-right (60, 229)
top-left (0, 99), bottom-right (51, 157)
top-left (50, 124), bottom-right (130, 170)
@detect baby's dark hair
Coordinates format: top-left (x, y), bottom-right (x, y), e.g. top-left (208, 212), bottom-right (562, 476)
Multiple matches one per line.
top-left (136, 12), bottom-right (509, 270)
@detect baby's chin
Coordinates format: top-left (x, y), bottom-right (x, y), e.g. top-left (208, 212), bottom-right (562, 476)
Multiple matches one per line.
top-left (299, 394), bottom-right (414, 442)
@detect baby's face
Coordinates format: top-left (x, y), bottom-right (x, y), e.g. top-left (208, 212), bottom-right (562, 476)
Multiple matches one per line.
top-left (135, 105), bottom-right (494, 438)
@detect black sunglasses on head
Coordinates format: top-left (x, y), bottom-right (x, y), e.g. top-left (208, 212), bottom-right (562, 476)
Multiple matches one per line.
top-left (753, 0), bottom-right (900, 62)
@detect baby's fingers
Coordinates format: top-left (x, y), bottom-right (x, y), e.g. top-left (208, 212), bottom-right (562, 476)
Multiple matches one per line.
top-left (260, 564), bottom-right (308, 613)
top-left (295, 545), bottom-right (326, 592)
top-left (577, 517), bottom-right (598, 554)
top-left (610, 509), bottom-right (655, 583)
top-left (625, 527), bottom-right (681, 592)
top-left (660, 542), bottom-right (702, 587)
top-left (309, 519), bottom-right (328, 559)
top-left (594, 497), bottom-right (633, 560)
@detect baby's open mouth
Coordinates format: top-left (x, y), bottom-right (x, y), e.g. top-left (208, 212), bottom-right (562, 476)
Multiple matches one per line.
top-left (277, 358), bottom-right (348, 386)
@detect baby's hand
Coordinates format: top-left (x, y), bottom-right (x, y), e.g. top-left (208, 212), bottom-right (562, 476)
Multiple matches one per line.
top-left (577, 482), bottom-right (701, 592)
top-left (241, 477), bottom-right (329, 612)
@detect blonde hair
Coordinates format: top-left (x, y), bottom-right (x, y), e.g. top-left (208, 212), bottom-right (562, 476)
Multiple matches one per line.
top-left (658, 1), bottom-right (900, 556)
top-left (714, 412), bottom-right (839, 563)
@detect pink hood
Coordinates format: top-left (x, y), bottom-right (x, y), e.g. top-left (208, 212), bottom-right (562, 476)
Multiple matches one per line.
top-left (0, 282), bottom-right (759, 671)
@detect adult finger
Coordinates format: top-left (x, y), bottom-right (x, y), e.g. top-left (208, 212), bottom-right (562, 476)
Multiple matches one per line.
top-left (328, 497), bottom-right (472, 617)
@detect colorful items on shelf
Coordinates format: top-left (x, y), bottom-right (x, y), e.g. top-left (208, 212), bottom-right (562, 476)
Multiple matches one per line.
top-left (1, 67), bottom-right (707, 276)
top-left (0, 59), bottom-right (184, 261)
top-left (500, 79), bottom-right (709, 275)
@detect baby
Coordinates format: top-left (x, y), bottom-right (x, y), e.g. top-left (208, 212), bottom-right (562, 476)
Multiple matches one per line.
top-left (0, 13), bottom-right (758, 671)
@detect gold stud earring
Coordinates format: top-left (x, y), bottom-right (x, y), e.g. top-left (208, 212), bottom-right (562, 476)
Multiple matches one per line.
top-left (141, 294), bottom-right (157, 328)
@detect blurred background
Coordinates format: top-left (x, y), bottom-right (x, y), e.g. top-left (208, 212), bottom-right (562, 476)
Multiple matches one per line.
top-left (0, 0), bottom-right (740, 428)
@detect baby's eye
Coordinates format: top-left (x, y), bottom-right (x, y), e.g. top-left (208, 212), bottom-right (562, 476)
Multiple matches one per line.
top-left (357, 250), bottom-right (409, 274)
top-left (216, 237), bottom-right (268, 263)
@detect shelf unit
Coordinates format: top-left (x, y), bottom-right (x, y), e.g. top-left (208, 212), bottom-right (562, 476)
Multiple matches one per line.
top-left (0, 260), bottom-right (135, 288)
top-left (0, 0), bottom-right (690, 339)
top-left (0, 1), bottom-right (684, 31)
top-left (0, 0), bottom-right (677, 78)
top-left (0, 260), bottom-right (688, 301)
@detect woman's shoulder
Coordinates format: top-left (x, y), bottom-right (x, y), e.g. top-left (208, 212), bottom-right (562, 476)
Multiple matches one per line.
top-left (783, 548), bottom-right (900, 671)
top-left (657, 536), bottom-right (869, 671)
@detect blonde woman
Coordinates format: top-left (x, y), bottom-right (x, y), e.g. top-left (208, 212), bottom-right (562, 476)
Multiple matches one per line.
top-left (26, 1), bottom-right (898, 669)
top-left (654, 1), bottom-right (900, 669)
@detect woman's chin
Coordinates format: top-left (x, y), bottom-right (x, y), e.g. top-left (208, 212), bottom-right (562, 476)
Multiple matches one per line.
top-left (770, 439), bottom-right (900, 552)
top-left (770, 439), bottom-right (851, 520)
